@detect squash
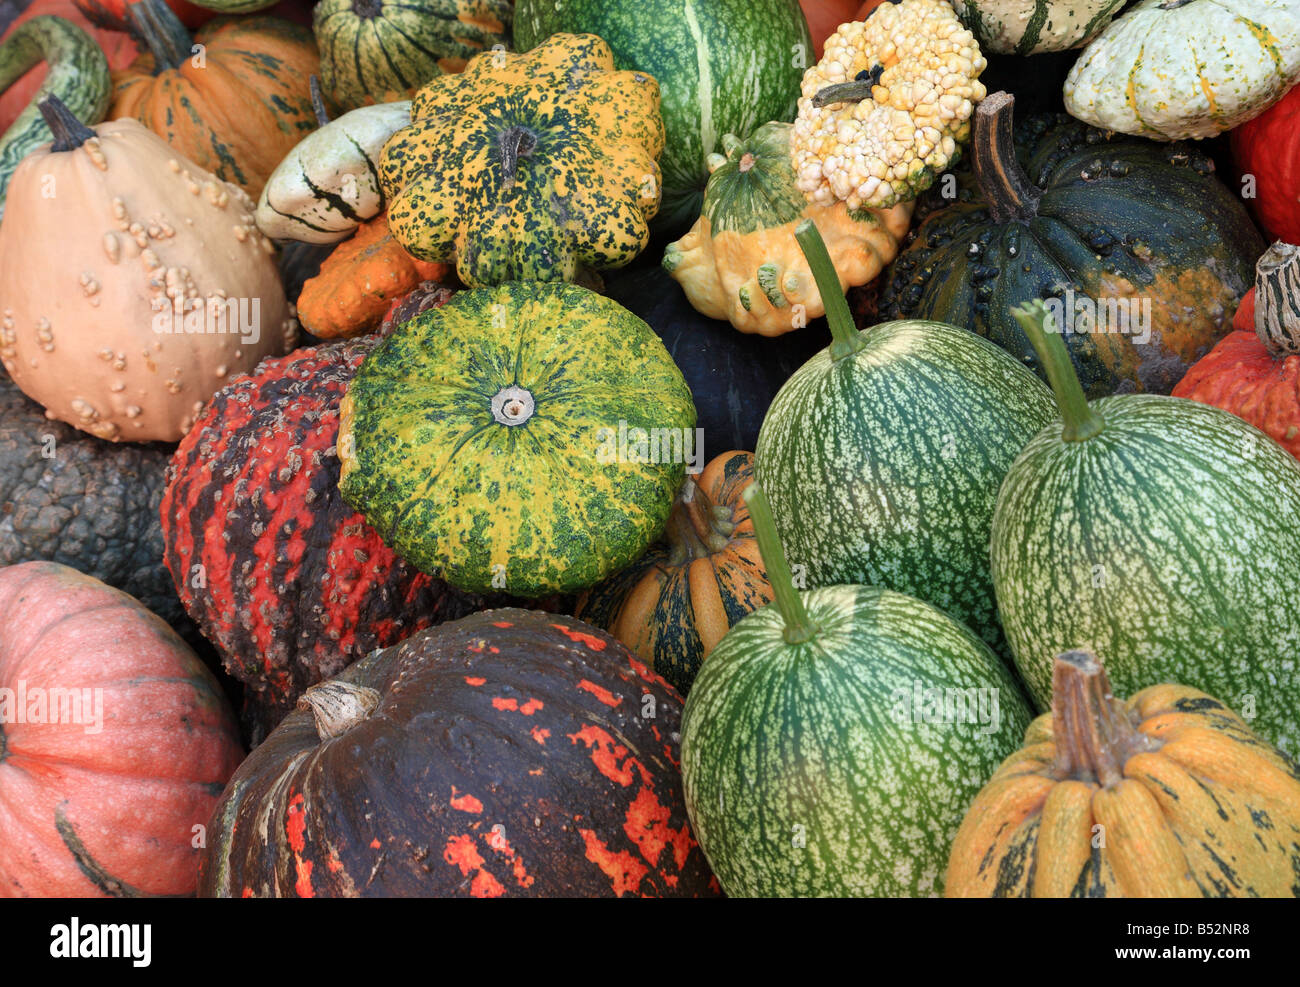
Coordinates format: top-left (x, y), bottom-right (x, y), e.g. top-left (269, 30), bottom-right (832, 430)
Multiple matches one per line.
top-left (954, 0), bottom-right (1124, 55)
top-left (1064, 0), bottom-right (1300, 141)
top-left (109, 0), bottom-right (320, 199)
top-left (513, 0), bottom-right (812, 235)
top-left (575, 450), bottom-right (772, 696)
top-left (991, 299), bottom-right (1300, 757)
top-left (313, 0), bottom-right (512, 111)
top-left (0, 561), bottom-right (243, 897)
top-left (0, 97), bottom-right (294, 442)
top-left (378, 33), bottom-right (664, 288)
top-left (791, 0), bottom-right (988, 211)
top-left (681, 482), bottom-right (1033, 896)
top-left (295, 212), bottom-right (450, 339)
top-left (171, 0), bottom-right (278, 12)
top-left (338, 280), bottom-right (696, 597)
top-left (882, 92), bottom-right (1264, 398)
top-left (75, 0), bottom-right (214, 27)
top-left (378, 277), bottom-right (455, 336)
top-left (0, 15), bottom-right (109, 212)
top-left (947, 650), bottom-right (1300, 897)
top-left (198, 609), bottom-right (721, 897)
top-left (755, 220), bottom-right (1055, 655)
top-left (1232, 83), bottom-right (1300, 245)
top-left (663, 122), bottom-right (913, 336)
top-left (802, 0), bottom-right (864, 60)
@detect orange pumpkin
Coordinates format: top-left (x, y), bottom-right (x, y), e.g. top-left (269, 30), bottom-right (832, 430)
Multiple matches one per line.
top-left (297, 212), bottom-right (451, 339)
top-left (1173, 242), bottom-right (1300, 459)
top-left (800, 0), bottom-right (888, 59)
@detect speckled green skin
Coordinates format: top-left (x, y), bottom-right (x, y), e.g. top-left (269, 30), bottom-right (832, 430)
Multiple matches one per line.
top-left (992, 395), bottom-right (1300, 757)
top-left (513, 0), bottom-right (812, 234)
top-left (681, 584), bottom-right (1033, 897)
top-left (338, 282), bottom-right (697, 597)
top-left (755, 320), bottom-right (1056, 655)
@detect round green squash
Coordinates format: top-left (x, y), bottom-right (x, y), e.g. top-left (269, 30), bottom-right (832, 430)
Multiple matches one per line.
top-left (337, 281), bottom-right (697, 597)
top-left (991, 301), bottom-right (1300, 757)
top-left (513, 0), bottom-right (812, 235)
top-left (755, 221), bottom-right (1056, 656)
top-left (680, 483), bottom-right (1034, 897)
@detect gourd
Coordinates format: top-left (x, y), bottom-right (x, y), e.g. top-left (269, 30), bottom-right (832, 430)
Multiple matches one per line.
top-left (0, 15), bottom-right (109, 212)
top-left (312, 0), bottom-right (512, 111)
top-left (1064, 0), bottom-right (1300, 141)
top-left (378, 278), bottom-right (455, 336)
top-left (755, 220), bottom-right (1056, 655)
top-left (0, 96), bottom-right (294, 442)
top-left (791, 0), bottom-right (987, 211)
top-left (378, 33), bottom-right (665, 288)
top-left (882, 92), bottom-right (1264, 397)
top-left (1173, 243), bottom-right (1300, 460)
top-left (991, 299), bottom-right (1300, 756)
top-left (0, 561), bottom-right (243, 897)
top-left (954, 0), bottom-right (1125, 56)
top-left (801, 0), bottom-right (866, 60)
top-left (680, 483), bottom-right (1033, 896)
top-left (337, 280), bottom-right (697, 597)
top-left (1232, 82), bottom-right (1300, 245)
top-left (663, 122), bottom-right (913, 335)
top-left (575, 450), bottom-right (772, 696)
top-left (947, 650), bottom-right (1300, 897)
top-left (198, 610), bottom-right (720, 898)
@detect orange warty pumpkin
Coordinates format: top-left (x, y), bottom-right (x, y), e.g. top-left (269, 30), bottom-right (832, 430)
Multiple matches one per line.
top-left (1173, 242), bottom-right (1300, 459)
top-left (0, 562), bottom-right (244, 897)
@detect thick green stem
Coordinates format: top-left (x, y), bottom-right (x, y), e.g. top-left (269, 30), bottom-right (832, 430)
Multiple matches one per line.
top-left (743, 483), bottom-right (820, 645)
top-left (1012, 300), bottom-right (1104, 442)
top-left (795, 218), bottom-right (863, 361)
top-left (126, 0), bottom-right (192, 74)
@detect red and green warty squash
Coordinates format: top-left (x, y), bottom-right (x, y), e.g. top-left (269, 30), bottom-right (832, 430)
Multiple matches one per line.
top-left (0, 562), bottom-right (243, 897)
top-left (198, 609), bottom-right (721, 897)
top-left (339, 281), bottom-right (696, 597)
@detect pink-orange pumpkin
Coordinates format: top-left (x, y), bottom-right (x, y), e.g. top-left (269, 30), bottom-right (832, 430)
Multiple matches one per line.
top-left (0, 562), bottom-right (243, 897)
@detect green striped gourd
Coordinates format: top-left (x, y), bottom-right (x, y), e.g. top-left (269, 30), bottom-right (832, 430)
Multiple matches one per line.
top-left (956, 1), bottom-right (1125, 55)
top-left (991, 301), bottom-right (1300, 756)
top-left (680, 483), bottom-right (1033, 896)
top-left (754, 221), bottom-right (1056, 655)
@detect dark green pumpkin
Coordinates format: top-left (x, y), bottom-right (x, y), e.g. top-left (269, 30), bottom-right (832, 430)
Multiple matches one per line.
top-left (881, 91), bottom-right (1264, 398)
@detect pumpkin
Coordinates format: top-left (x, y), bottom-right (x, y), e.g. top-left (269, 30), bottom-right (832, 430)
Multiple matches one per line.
top-left (378, 277), bottom-right (455, 336)
top-left (198, 609), bottom-right (720, 898)
top-left (74, 0), bottom-right (213, 27)
top-left (513, 0), bottom-right (812, 234)
top-left (802, 0), bottom-right (865, 60)
top-left (1064, 0), bottom-right (1300, 141)
top-left (1173, 243), bottom-right (1300, 460)
top-left (755, 220), bottom-right (1055, 655)
top-left (295, 213), bottom-right (450, 339)
top-left (791, 0), bottom-right (988, 212)
top-left (169, 0), bottom-right (278, 12)
top-left (0, 15), bottom-right (109, 211)
top-left (109, 0), bottom-right (320, 199)
top-left (313, 0), bottom-right (512, 111)
top-left (575, 450), bottom-right (772, 696)
top-left (161, 338), bottom-right (498, 738)
top-left (1232, 82), bottom-right (1300, 245)
top-left (681, 483), bottom-right (1033, 896)
top-left (947, 650), bottom-right (1300, 897)
top-left (378, 33), bottom-right (665, 289)
top-left (0, 561), bottom-right (243, 897)
top-left (991, 300), bottom-right (1300, 757)
top-left (954, 0), bottom-right (1124, 55)
top-left (663, 122), bottom-right (913, 335)
top-left (882, 92), bottom-right (1264, 398)
top-left (338, 280), bottom-right (697, 597)
top-left (0, 98), bottom-right (294, 442)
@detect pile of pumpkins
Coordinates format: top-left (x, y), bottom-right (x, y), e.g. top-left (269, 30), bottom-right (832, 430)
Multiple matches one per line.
top-left (0, 0), bottom-right (1299, 898)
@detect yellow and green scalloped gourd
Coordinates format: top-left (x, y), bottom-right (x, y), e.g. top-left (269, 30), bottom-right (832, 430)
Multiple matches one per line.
top-left (791, 0), bottom-right (987, 212)
top-left (376, 33), bottom-right (666, 289)
top-left (336, 281), bottom-right (697, 597)
top-left (663, 122), bottom-right (913, 335)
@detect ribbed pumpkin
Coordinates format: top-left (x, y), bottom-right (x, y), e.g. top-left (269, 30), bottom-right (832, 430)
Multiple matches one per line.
top-left (378, 32), bottom-right (665, 288)
top-left (109, 0), bottom-right (320, 199)
top-left (1232, 82), bottom-right (1300, 245)
top-left (882, 92), bottom-right (1264, 397)
top-left (575, 450), bottom-right (771, 696)
top-left (338, 281), bottom-right (696, 597)
top-left (198, 609), bottom-right (720, 898)
top-left (0, 561), bottom-right (243, 897)
top-left (663, 122), bottom-right (913, 335)
top-left (947, 650), bottom-right (1300, 897)
top-left (313, 0), bottom-right (512, 111)
top-left (1173, 242), bottom-right (1300, 460)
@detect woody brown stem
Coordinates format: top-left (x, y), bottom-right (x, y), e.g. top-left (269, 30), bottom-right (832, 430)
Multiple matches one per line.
top-left (1254, 242), bottom-right (1300, 358)
top-left (37, 94), bottom-right (94, 151)
top-left (310, 75), bottom-right (330, 127)
top-left (973, 91), bottom-right (1042, 225)
top-left (126, 0), bottom-right (192, 74)
top-left (1051, 650), bottom-right (1161, 787)
top-left (499, 125), bottom-right (537, 186)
